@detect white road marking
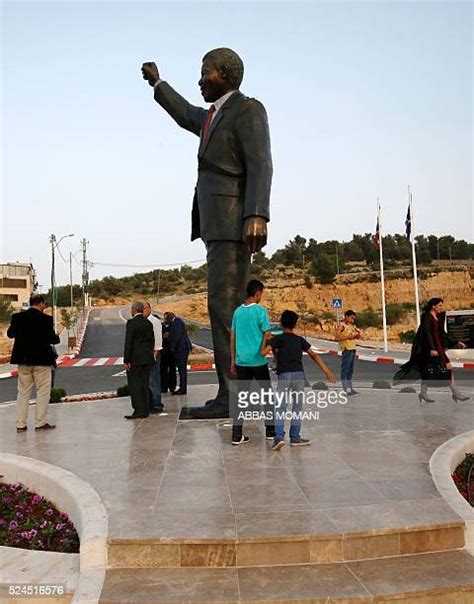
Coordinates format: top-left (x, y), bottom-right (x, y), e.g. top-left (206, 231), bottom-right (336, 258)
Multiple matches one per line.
top-left (74, 358), bottom-right (90, 367)
top-left (113, 370), bottom-right (126, 377)
top-left (119, 307), bottom-right (130, 323)
top-left (95, 357), bottom-right (109, 366)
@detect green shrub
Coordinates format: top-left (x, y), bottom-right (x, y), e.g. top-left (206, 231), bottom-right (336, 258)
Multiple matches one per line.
top-left (372, 380), bottom-right (391, 390)
top-left (357, 307), bottom-right (382, 328)
top-left (304, 275), bottom-right (313, 289)
top-left (186, 322), bottom-right (198, 338)
top-left (385, 304), bottom-right (406, 325)
top-left (49, 388), bottom-right (66, 403)
top-left (399, 386), bottom-right (416, 393)
top-left (399, 329), bottom-right (416, 344)
top-left (117, 384), bottom-right (130, 397)
top-left (321, 311), bottom-right (335, 321)
top-left (312, 381), bottom-right (328, 390)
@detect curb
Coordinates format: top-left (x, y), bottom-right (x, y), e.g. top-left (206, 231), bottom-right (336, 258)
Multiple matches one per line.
top-left (0, 453), bottom-right (108, 603)
top-left (430, 431), bottom-right (474, 555)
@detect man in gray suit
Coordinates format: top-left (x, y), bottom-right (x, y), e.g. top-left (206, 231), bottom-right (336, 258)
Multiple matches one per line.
top-left (141, 48), bottom-right (272, 419)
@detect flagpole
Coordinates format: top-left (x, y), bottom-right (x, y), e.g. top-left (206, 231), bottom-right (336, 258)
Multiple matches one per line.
top-left (408, 186), bottom-right (421, 326)
top-left (378, 199), bottom-right (388, 353)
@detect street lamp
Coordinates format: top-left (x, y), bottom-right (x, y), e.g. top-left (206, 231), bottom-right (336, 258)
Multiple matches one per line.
top-left (49, 233), bottom-right (74, 330)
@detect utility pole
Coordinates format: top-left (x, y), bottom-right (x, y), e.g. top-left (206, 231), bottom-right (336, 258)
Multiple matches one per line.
top-left (49, 233), bottom-right (74, 329)
top-left (81, 238), bottom-right (89, 306)
top-left (49, 234), bottom-right (57, 330)
top-left (69, 252), bottom-right (74, 310)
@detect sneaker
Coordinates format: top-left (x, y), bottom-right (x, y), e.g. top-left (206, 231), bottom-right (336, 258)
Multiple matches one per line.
top-left (16, 426), bottom-right (27, 433)
top-left (290, 437), bottom-right (311, 447)
top-left (349, 389), bottom-right (359, 396)
top-left (35, 423), bottom-right (56, 431)
top-left (265, 426), bottom-right (276, 440)
top-left (271, 437), bottom-right (285, 451)
top-left (232, 435), bottom-right (250, 446)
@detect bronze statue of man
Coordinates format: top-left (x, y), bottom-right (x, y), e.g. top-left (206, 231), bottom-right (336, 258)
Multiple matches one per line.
top-left (141, 48), bottom-right (272, 418)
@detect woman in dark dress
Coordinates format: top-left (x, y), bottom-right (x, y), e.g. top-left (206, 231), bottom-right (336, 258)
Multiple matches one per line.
top-left (394, 298), bottom-right (469, 403)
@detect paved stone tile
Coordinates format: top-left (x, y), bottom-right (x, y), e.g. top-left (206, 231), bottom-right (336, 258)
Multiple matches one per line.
top-left (100, 567), bottom-right (239, 602)
top-left (348, 550), bottom-right (474, 596)
top-left (1, 385), bottom-right (472, 543)
top-left (238, 563), bottom-right (370, 601)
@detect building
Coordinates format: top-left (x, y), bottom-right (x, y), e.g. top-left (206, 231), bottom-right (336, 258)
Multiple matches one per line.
top-left (0, 262), bottom-right (37, 310)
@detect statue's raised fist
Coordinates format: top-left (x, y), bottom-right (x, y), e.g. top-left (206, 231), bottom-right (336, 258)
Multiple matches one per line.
top-left (141, 62), bottom-right (160, 87)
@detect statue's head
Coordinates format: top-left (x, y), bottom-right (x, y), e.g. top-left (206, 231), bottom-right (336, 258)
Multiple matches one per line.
top-left (199, 47), bottom-right (244, 103)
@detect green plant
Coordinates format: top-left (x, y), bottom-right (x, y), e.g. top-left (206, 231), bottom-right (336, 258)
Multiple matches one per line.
top-left (399, 329), bottom-right (416, 344)
top-left (357, 307), bottom-right (382, 328)
top-left (385, 303), bottom-right (407, 325)
top-left (399, 386), bottom-right (416, 393)
top-left (186, 322), bottom-right (198, 338)
top-left (372, 380), bottom-right (391, 390)
top-left (60, 308), bottom-right (78, 333)
top-left (311, 253), bottom-right (337, 284)
top-left (304, 275), bottom-right (313, 289)
top-left (117, 384), bottom-right (130, 397)
top-left (49, 388), bottom-right (66, 403)
top-left (321, 311), bottom-right (335, 321)
top-left (0, 296), bottom-right (14, 322)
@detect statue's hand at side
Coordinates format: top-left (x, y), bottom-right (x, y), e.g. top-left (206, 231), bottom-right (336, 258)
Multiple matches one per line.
top-left (243, 216), bottom-right (267, 254)
top-left (141, 62), bottom-right (160, 87)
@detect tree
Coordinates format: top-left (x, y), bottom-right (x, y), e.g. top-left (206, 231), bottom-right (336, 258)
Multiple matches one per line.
top-left (60, 307), bottom-right (79, 335)
top-left (0, 296), bottom-right (14, 322)
top-left (311, 253), bottom-right (337, 284)
top-left (415, 236), bottom-right (432, 264)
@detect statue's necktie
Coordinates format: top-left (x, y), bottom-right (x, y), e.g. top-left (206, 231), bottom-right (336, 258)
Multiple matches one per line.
top-left (201, 105), bottom-right (216, 141)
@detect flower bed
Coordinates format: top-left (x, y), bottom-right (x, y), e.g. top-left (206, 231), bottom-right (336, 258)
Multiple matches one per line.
top-left (0, 479), bottom-right (79, 553)
top-left (452, 453), bottom-right (474, 506)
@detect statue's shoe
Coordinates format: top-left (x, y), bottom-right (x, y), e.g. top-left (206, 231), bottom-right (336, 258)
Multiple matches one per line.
top-left (189, 402), bottom-right (230, 419)
top-left (205, 395), bottom-right (229, 407)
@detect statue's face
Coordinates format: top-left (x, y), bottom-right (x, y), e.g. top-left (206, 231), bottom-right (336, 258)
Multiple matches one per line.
top-left (199, 58), bottom-right (229, 103)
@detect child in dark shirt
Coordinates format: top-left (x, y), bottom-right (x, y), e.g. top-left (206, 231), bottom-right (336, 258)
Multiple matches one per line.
top-left (261, 310), bottom-right (335, 450)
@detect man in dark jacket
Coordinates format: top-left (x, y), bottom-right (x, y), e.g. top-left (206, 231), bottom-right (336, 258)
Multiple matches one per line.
top-left (7, 293), bottom-right (60, 432)
top-left (123, 301), bottom-right (155, 419)
top-left (160, 312), bottom-right (177, 393)
top-left (141, 47), bottom-right (272, 418)
top-left (167, 313), bottom-right (192, 395)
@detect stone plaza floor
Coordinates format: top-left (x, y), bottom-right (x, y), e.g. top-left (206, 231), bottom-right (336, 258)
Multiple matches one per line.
top-left (1, 384), bottom-right (474, 602)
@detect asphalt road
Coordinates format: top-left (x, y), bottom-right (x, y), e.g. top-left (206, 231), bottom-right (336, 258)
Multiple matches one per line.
top-left (0, 306), bottom-right (471, 404)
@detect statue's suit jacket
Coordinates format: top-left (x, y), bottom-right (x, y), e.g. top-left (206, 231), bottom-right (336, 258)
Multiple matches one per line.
top-left (154, 82), bottom-right (272, 242)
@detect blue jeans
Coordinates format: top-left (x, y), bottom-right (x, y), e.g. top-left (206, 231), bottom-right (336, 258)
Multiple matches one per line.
top-left (275, 371), bottom-right (305, 440)
top-left (341, 349), bottom-right (356, 392)
top-left (149, 354), bottom-right (163, 410)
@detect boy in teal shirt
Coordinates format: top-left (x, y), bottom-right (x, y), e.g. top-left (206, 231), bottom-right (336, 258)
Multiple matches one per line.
top-left (230, 279), bottom-right (274, 445)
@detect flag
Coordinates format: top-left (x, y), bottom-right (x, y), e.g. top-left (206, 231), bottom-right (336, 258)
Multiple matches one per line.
top-left (373, 216), bottom-right (380, 249)
top-left (405, 205), bottom-right (411, 240)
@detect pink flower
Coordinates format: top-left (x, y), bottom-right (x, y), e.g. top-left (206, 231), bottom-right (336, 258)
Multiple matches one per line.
top-left (8, 520), bottom-right (18, 530)
top-left (32, 495), bottom-right (43, 504)
top-left (46, 508), bottom-right (54, 516)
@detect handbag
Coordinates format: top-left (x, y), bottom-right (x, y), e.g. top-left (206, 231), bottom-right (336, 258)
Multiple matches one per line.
top-left (422, 359), bottom-right (451, 383)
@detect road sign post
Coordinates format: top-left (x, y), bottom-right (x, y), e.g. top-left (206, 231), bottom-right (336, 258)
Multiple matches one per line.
top-left (332, 298), bottom-right (343, 323)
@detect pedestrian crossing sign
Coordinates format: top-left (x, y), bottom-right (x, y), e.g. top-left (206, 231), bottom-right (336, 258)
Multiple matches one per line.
top-left (332, 298), bottom-right (343, 309)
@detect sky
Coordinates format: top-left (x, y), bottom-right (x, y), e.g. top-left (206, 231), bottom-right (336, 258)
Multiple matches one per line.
top-left (1, 0), bottom-right (472, 288)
